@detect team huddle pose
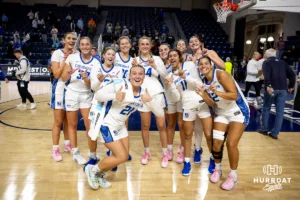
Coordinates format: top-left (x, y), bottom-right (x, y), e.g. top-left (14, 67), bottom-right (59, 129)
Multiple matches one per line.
top-left (50, 33), bottom-right (250, 191)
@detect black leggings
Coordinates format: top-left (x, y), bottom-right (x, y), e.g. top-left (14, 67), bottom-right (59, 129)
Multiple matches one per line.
top-left (17, 80), bottom-right (34, 103)
top-left (244, 81), bottom-right (261, 97)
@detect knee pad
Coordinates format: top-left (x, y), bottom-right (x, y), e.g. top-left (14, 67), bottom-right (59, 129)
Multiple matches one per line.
top-left (213, 130), bottom-right (225, 141)
top-left (212, 149), bottom-right (223, 160)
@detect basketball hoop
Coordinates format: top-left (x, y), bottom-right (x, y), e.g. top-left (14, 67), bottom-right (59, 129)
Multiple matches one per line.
top-left (213, 0), bottom-right (232, 23)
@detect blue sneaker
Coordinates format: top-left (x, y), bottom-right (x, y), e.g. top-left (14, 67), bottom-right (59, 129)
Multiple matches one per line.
top-left (182, 161), bottom-right (191, 176)
top-left (194, 148), bottom-right (203, 163)
top-left (111, 166), bottom-right (118, 171)
top-left (208, 157), bottom-right (215, 174)
top-left (128, 154), bottom-right (132, 161)
top-left (83, 157), bottom-right (98, 171)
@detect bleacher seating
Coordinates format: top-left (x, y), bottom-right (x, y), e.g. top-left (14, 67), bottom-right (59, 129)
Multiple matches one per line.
top-left (176, 10), bottom-right (233, 60)
top-left (0, 3), bottom-right (97, 64)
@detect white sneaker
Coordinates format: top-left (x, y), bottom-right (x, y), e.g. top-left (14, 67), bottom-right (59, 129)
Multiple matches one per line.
top-left (73, 151), bottom-right (87, 165)
top-left (84, 165), bottom-right (99, 190)
top-left (30, 103), bottom-right (36, 110)
top-left (17, 103), bottom-right (26, 108)
top-left (97, 176), bottom-right (112, 188)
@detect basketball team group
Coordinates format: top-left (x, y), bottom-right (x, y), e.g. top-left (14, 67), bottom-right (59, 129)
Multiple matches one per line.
top-left (50, 32), bottom-right (250, 191)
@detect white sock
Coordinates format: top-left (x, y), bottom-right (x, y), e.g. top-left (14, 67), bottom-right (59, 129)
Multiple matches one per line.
top-left (162, 148), bottom-right (167, 154)
top-left (184, 157), bottom-right (190, 163)
top-left (230, 169), bottom-right (237, 179)
top-left (72, 147), bottom-right (78, 154)
top-left (215, 163), bottom-right (222, 171)
top-left (167, 145), bottom-right (173, 150)
top-left (92, 165), bottom-right (100, 173)
top-left (89, 152), bottom-right (97, 159)
top-left (144, 147), bottom-right (150, 153)
top-left (181, 147), bottom-right (184, 153)
top-left (53, 145), bottom-right (59, 149)
top-left (210, 153), bottom-right (214, 159)
top-left (64, 140), bottom-right (70, 145)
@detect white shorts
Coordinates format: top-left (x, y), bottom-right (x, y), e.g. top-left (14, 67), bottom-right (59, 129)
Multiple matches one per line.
top-left (64, 88), bottom-right (93, 111)
top-left (183, 103), bottom-right (211, 121)
top-left (214, 109), bottom-right (249, 126)
top-left (166, 101), bottom-right (183, 114)
top-left (99, 125), bottom-right (128, 143)
top-left (138, 93), bottom-right (166, 114)
top-left (50, 94), bottom-right (64, 109)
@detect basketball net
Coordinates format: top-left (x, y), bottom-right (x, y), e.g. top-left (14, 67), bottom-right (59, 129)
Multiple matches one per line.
top-left (213, 0), bottom-right (232, 23)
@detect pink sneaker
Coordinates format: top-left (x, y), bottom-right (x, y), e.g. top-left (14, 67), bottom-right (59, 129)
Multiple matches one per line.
top-left (167, 149), bottom-right (173, 161)
top-left (161, 154), bottom-right (169, 168)
top-left (52, 148), bottom-right (62, 162)
top-left (210, 169), bottom-right (222, 184)
top-left (177, 144), bottom-right (183, 154)
top-left (221, 175), bottom-right (237, 190)
top-left (64, 144), bottom-right (72, 153)
top-left (176, 152), bottom-right (184, 164)
top-left (141, 151), bottom-right (151, 165)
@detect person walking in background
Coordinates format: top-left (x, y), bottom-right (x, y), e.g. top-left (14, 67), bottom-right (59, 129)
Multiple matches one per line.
top-left (50, 26), bottom-right (58, 46)
top-left (244, 52), bottom-right (263, 109)
top-left (258, 48), bottom-right (295, 139)
top-left (276, 37), bottom-right (285, 59)
top-left (225, 57), bottom-right (233, 75)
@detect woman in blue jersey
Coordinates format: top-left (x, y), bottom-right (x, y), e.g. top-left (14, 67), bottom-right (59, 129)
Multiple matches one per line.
top-left (50, 32), bottom-right (76, 162)
top-left (196, 56), bottom-right (250, 191)
top-left (159, 43), bottom-right (184, 163)
top-left (84, 65), bottom-right (164, 190)
top-left (61, 37), bottom-right (99, 165)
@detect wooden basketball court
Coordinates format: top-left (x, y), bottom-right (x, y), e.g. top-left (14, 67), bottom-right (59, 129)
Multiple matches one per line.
top-left (0, 81), bottom-right (300, 200)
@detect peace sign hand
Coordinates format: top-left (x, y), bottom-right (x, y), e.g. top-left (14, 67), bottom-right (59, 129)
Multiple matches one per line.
top-left (148, 56), bottom-right (157, 69)
top-left (97, 68), bottom-right (108, 82)
top-left (79, 69), bottom-right (89, 80)
top-left (164, 75), bottom-right (173, 87)
top-left (67, 65), bottom-right (79, 75)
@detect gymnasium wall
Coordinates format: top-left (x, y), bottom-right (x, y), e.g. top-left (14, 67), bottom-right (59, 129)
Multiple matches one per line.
top-left (2, 0), bottom-right (210, 9)
top-left (283, 13), bottom-right (300, 40)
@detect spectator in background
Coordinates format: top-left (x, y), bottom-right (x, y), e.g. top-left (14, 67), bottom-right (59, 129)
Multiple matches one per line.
top-left (129, 41), bottom-right (138, 57)
top-left (34, 59), bottom-right (43, 67)
top-left (129, 26), bottom-right (135, 38)
top-left (112, 31), bottom-right (119, 42)
top-left (7, 41), bottom-right (14, 58)
top-left (161, 24), bottom-right (169, 34)
top-left (257, 53), bottom-right (267, 92)
top-left (111, 40), bottom-right (119, 51)
top-left (160, 33), bottom-right (167, 44)
top-left (88, 17), bottom-right (96, 29)
top-left (225, 57), bottom-right (233, 75)
top-left (91, 47), bottom-right (101, 61)
top-left (258, 48), bottom-right (295, 139)
top-left (38, 17), bottom-right (45, 29)
top-left (13, 31), bottom-right (20, 44)
top-left (244, 52), bottom-right (263, 109)
top-left (32, 18), bottom-right (38, 31)
top-left (240, 55), bottom-right (247, 82)
top-left (106, 22), bottom-right (113, 35)
top-left (88, 24), bottom-right (95, 41)
top-left (66, 13), bottom-right (72, 23)
top-left (115, 22), bottom-right (121, 35)
top-left (77, 17), bottom-right (84, 30)
top-left (35, 11), bottom-right (39, 20)
top-left (70, 20), bottom-right (76, 32)
top-left (151, 40), bottom-right (159, 55)
top-left (22, 32), bottom-right (30, 43)
top-left (2, 14), bottom-right (8, 29)
top-left (166, 33), bottom-right (175, 48)
top-left (50, 26), bottom-right (58, 46)
top-left (27, 10), bottom-right (34, 24)
top-left (14, 41), bottom-right (21, 49)
top-left (276, 36), bottom-right (285, 59)
top-left (121, 26), bottom-right (129, 36)
top-left (21, 41), bottom-right (30, 57)
top-left (41, 25), bottom-right (48, 43)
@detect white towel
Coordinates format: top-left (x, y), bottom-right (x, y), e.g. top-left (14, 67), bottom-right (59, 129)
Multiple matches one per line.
top-left (88, 103), bottom-right (106, 141)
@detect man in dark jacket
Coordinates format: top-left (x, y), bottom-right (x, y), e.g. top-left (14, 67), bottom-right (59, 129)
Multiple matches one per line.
top-left (258, 48), bottom-right (295, 139)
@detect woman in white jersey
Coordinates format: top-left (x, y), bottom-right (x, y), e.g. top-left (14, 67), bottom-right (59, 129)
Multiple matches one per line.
top-left (132, 36), bottom-right (169, 167)
top-left (88, 47), bottom-right (123, 171)
top-left (50, 32), bottom-right (76, 161)
top-left (61, 37), bottom-right (97, 165)
top-left (115, 36), bottom-right (133, 78)
top-left (197, 56), bottom-right (250, 190)
top-left (175, 39), bottom-right (192, 62)
top-left (159, 43), bottom-right (184, 163)
top-left (165, 49), bottom-right (213, 176)
top-left (85, 65), bottom-right (164, 190)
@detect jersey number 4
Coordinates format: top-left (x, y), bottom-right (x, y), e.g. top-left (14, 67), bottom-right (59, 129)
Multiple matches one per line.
top-left (120, 105), bottom-right (135, 115)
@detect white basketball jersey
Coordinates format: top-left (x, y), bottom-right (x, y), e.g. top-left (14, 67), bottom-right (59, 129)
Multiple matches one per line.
top-left (203, 69), bottom-right (249, 115)
top-left (169, 61), bottom-right (203, 109)
top-left (65, 53), bottom-right (100, 92)
top-left (51, 49), bottom-right (67, 95)
top-left (114, 52), bottom-right (133, 78)
top-left (162, 64), bottom-right (177, 103)
top-left (136, 55), bottom-right (166, 96)
top-left (90, 63), bottom-right (122, 105)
